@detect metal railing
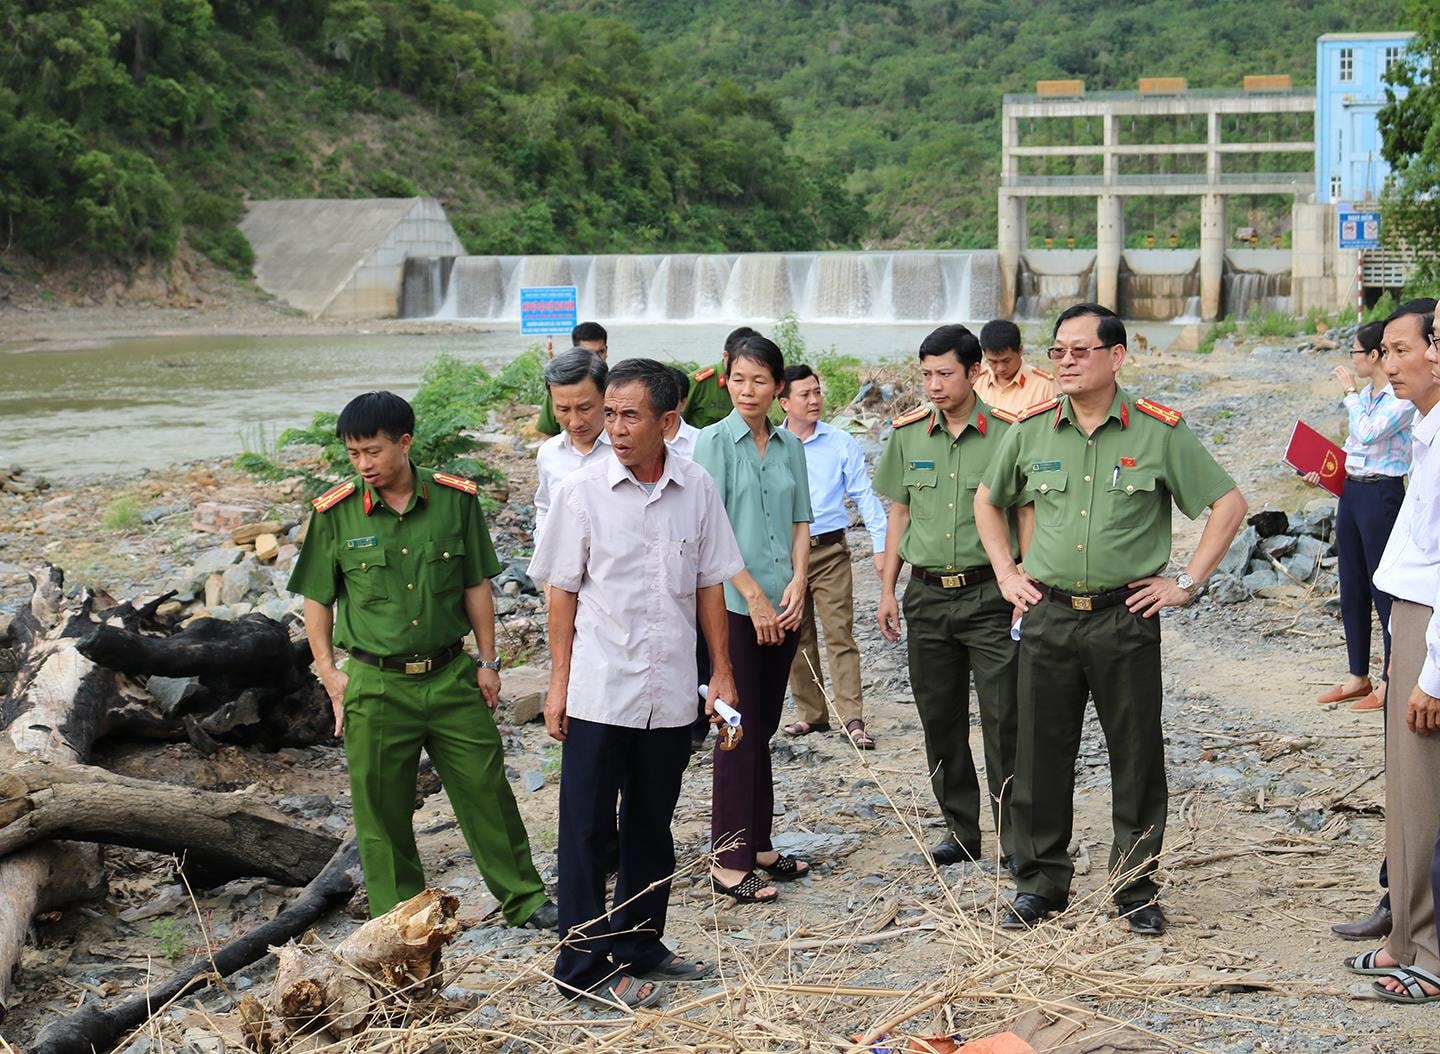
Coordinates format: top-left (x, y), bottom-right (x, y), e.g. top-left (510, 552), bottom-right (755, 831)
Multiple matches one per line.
top-left (1003, 172), bottom-right (1310, 188)
top-left (1003, 87), bottom-right (1315, 105)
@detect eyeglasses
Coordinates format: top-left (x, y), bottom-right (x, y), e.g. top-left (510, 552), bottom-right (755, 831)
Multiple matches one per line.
top-left (1045, 345), bottom-right (1111, 361)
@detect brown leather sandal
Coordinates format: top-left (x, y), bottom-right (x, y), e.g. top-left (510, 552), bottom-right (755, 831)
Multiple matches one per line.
top-left (845, 719), bottom-right (876, 749)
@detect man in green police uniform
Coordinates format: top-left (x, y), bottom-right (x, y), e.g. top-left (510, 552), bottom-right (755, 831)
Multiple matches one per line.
top-left (683, 326), bottom-right (757, 429)
top-left (874, 324), bottom-right (1023, 868)
top-left (289, 391), bottom-right (556, 928)
top-left (975, 304), bottom-right (1247, 935)
top-left (538, 322), bottom-right (608, 436)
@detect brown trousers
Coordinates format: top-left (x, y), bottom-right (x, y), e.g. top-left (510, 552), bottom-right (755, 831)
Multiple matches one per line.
top-left (787, 538), bottom-right (864, 727)
top-left (1384, 599), bottom-right (1440, 974)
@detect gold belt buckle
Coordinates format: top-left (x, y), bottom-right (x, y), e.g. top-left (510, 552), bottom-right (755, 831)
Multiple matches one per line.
top-left (404, 658), bottom-right (431, 675)
top-left (1070, 595), bottom-right (1093, 612)
top-left (941, 573), bottom-right (964, 588)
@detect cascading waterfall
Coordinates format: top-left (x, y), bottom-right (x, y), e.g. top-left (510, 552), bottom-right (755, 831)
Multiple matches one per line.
top-left (416, 251), bottom-right (1000, 322)
top-left (1224, 266), bottom-right (1293, 319)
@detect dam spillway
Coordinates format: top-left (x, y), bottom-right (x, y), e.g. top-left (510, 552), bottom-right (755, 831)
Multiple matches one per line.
top-left (406, 251), bottom-right (1001, 323)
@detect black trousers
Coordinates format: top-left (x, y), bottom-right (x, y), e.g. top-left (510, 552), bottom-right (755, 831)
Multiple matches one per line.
top-left (555, 717), bottom-right (691, 992)
top-left (1336, 475), bottom-right (1404, 678)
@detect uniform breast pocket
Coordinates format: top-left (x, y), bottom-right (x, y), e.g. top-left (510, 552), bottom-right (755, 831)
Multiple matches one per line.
top-left (1107, 472), bottom-right (1158, 528)
top-left (661, 539), bottom-right (698, 599)
top-left (1026, 472), bottom-right (1069, 528)
top-left (902, 465), bottom-right (939, 520)
top-left (338, 548), bottom-right (389, 607)
top-left (423, 537), bottom-right (467, 596)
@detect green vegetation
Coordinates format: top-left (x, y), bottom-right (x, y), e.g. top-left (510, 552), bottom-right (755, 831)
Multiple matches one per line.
top-left (1364, 292), bottom-right (1398, 324)
top-left (1379, 0), bottom-right (1440, 292)
top-left (550, 0), bottom-right (1397, 247)
top-left (147, 919), bottom-right (188, 963)
top-left (0, 0), bottom-right (863, 270)
top-left (101, 495), bottom-right (142, 531)
top-left (1243, 305), bottom-right (1302, 341)
top-left (240, 350), bottom-right (548, 498)
top-left (773, 314), bottom-right (864, 412)
top-left (1197, 318), bottom-right (1239, 355)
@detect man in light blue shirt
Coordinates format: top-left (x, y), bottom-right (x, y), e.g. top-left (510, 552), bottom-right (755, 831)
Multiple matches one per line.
top-left (778, 364), bottom-right (888, 748)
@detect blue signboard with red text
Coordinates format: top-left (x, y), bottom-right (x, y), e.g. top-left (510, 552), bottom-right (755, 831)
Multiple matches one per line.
top-left (1338, 209), bottom-right (1381, 251)
top-left (520, 286), bottom-right (578, 336)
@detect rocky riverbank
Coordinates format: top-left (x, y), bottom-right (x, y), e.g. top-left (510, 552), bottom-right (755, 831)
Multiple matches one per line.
top-left (1, 330), bottom-right (1432, 1052)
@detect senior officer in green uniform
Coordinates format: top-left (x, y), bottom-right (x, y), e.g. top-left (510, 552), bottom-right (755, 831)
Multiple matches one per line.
top-left (289, 391), bottom-right (556, 929)
top-left (874, 324), bottom-right (1024, 868)
top-left (975, 303), bottom-right (1247, 935)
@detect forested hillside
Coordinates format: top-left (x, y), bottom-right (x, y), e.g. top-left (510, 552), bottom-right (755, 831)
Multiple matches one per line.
top-left (547, 0), bottom-right (1402, 246)
top-left (0, 0), bottom-right (865, 270)
top-left (0, 0), bottom-right (1417, 271)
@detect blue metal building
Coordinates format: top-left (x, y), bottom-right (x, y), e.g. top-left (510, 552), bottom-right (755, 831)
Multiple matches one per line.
top-left (1315, 32), bottom-right (1417, 204)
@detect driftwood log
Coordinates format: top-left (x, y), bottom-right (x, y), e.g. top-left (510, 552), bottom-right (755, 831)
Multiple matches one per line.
top-left (271, 889), bottom-right (461, 1039)
top-left (0, 763), bottom-right (339, 886)
top-left (0, 566), bottom-right (331, 1019)
top-left (29, 840), bottom-right (363, 1054)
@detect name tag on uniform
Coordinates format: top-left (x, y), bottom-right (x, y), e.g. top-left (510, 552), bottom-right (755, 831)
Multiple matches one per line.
top-left (907, 459), bottom-right (935, 470)
top-left (1029, 460), bottom-right (1061, 472)
top-left (345, 536), bottom-right (378, 550)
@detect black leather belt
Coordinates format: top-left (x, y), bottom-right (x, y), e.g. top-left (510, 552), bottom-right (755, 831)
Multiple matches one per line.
top-left (1041, 583), bottom-right (1139, 612)
top-left (811, 528), bottom-right (846, 548)
top-left (349, 640), bottom-right (465, 675)
top-left (911, 565), bottom-right (996, 589)
top-left (1346, 474), bottom-right (1401, 484)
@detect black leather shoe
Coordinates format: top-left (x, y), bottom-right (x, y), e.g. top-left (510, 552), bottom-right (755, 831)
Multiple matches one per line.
top-left (928, 836), bottom-right (981, 865)
top-left (524, 899), bottom-right (559, 931)
top-left (1000, 893), bottom-right (1065, 929)
top-left (1119, 901), bottom-right (1166, 936)
top-left (1332, 901), bottom-right (1392, 941)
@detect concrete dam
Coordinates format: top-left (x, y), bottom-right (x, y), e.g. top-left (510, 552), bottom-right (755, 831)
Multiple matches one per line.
top-left (403, 251), bottom-right (1001, 323)
top-left (403, 248), bottom-right (1293, 324)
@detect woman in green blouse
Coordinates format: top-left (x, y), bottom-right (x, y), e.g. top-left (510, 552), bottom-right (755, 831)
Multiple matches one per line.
top-left (694, 334), bottom-right (815, 904)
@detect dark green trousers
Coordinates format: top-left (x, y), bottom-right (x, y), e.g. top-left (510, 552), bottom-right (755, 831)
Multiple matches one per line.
top-left (343, 653), bottom-right (546, 922)
top-left (903, 576), bottom-right (1018, 858)
top-left (1012, 597), bottom-right (1165, 905)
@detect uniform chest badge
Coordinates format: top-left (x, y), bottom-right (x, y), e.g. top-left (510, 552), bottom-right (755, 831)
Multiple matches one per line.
top-left (1121, 457), bottom-right (1137, 468)
top-left (907, 459), bottom-right (936, 470)
top-left (1028, 460), bottom-right (1061, 472)
top-left (345, 536), bottom-right (378, 550)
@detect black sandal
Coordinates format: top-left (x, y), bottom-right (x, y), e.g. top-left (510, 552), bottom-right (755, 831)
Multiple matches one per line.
top-left (756, 853), bottom-right (810, 881)
top-left (710, 870), bottom-right (778, 903)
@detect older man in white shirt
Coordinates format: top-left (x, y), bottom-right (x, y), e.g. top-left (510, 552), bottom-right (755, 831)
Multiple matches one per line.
top-left (1350, 300), bottom-right (1440, 1005)
top-left (533, 348), bottom-right (613, 548)
top-left (530, 358), bottom-right (744, 1009)
top-left (777, 364), bottom-right (888, 748)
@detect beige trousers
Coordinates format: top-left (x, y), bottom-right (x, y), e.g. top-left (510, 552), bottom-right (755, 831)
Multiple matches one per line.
top-left (1384, 599), bottom-right (1440, 974)
top-left (787, 539), bottom-right (864, 727)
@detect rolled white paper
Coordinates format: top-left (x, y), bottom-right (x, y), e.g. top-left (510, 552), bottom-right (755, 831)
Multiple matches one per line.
top-left (712, 699), bottom-right (742, 728)
top-left (1010, 616), bottom-right (1024, 642)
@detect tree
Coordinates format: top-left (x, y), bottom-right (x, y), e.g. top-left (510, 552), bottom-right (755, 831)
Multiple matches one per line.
top-left (1378, 0), bottom-right (1440, 292)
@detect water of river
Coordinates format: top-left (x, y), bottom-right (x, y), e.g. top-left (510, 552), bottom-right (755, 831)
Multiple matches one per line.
top-left (1, 320), bottom-right (1185, 480)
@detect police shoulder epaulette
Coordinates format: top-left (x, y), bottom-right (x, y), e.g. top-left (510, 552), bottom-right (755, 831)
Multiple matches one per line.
top-left (693, 366), bottom-right (716, 382)
top-left (433, 471), bottom-right (480, 495)
top-left (1135, 397), bottom-right (1182, 427)
top-left (311, 480), bottom-right (355, 513)
top-left (989, 406), bottom-right (1020, 424)
top-left (891, 406), bottom-right (930, 428)
top-left (1016, 398), bottom-right (1060, 422)
top-left (1032, 366), bottom-right (1055, 380)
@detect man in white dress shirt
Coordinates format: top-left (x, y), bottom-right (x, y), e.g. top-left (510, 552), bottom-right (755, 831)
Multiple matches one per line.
top-left (533, 348), bottom-right (613, 549)
top-left (530, 358), bottom-right (744, 1007)
top-left (665, 364), bottom-right (702, 460)
top-left (777, 364), bottom-right (889, 748)
top-left (1356, 300), bottom-right (1440, 1004)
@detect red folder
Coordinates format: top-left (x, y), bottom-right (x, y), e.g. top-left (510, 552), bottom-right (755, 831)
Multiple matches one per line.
top-left (1284, 420), bottom-right (1346, 497)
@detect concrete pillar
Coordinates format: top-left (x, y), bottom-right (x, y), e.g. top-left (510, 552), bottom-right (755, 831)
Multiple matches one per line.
top-left (1095, 194), bottom-right (1123, 311)
top-left (1200, 193), bottom-right (1226, 320)
top-left (998, 194), bottom-right (1027, 318)
top-left (1102, 112), bottom-right (1116, 185)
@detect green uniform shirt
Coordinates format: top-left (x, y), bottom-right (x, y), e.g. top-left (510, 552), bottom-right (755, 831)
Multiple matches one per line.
top-left (694, 408), bottom-right (813, 615)
top-left (683, 363), bottom-right (733, 429)
top-left (872, 400), bottom-right (1019, 571)
top-left (288, 464), bottom-right (504, 657)
top-left (537, 392), bottom-right (561, 437)
top-left (981, 386), bottom-right (1235, 593)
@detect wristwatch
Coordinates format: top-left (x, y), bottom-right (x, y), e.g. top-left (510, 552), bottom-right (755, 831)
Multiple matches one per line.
top-left (1175, 571), bottom-right (1200, 601)
top-left (478, 657), bottom-right (502, 671)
